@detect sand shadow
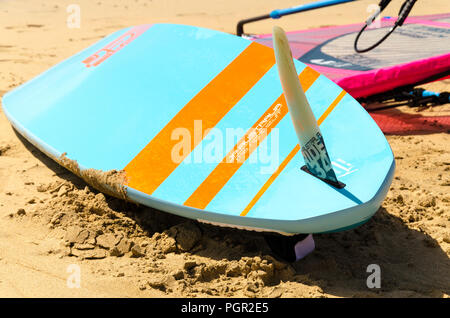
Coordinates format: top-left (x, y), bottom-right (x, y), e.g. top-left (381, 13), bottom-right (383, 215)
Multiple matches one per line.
top-left (292, 208), bottom-right (450, 297)
top-left (14, 128), bottom-right (450, 297)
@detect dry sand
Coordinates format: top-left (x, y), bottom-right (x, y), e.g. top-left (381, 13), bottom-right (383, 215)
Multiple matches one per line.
top-left (0, 0), bottom-right (449, 298)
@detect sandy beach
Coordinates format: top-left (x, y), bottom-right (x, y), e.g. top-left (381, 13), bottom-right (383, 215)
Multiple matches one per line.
top-left (0, 0), bottom-right (449, 298)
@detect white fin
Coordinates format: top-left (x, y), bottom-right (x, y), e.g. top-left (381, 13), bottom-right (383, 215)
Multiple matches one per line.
top-left (272, 26), bottom-right (339, 185)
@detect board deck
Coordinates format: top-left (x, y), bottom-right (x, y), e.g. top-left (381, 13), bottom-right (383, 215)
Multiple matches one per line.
top-left (2, 24), bottom-right (395, 234)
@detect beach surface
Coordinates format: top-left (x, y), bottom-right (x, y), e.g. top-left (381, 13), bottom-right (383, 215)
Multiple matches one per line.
top-left (0, 0), bottom-right (449, 297)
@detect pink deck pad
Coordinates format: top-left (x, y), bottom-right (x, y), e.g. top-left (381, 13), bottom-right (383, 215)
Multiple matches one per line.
top-left (369, 112), bottom-right (450, 134)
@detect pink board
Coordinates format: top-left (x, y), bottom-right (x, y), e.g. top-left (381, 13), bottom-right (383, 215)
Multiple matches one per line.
top-left (250, 14), bottom-right (450, 99)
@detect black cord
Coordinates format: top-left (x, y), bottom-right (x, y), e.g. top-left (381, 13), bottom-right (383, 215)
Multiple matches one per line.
top-left (354, 23), bottom-right (397, 53)
top-left (354, 0), bottom-right (417, 53)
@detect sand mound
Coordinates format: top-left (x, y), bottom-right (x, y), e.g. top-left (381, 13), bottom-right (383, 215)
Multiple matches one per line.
top-left (8, 176), bottom-right (302, 297)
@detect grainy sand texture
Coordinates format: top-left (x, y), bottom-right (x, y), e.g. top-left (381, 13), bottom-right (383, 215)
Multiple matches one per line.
top-left (0, 0), bottom-right (449, 297)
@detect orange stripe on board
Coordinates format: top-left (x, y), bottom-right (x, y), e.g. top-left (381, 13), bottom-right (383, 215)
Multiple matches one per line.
top-left (317, 90), bottom-right (347, 125)
top-left (124, 42), bottom-right (275, 195)
top-left (241, 145), bottom-right (300, 216)
top-left (184, 67), bottom-right (320, 210)
top-left (240, 90), bottom-right (347, 216)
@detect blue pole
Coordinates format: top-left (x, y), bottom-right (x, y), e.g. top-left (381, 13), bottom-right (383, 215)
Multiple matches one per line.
top-left (420, 90), bottom-right (439, 98)
top-left (270, 0), bottom-right (357, 19)
top-left (236, 0), bottom-right (359, 36)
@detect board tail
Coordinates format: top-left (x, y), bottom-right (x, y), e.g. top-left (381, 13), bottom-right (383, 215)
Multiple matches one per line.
top-left (272, 26), bottom-right (342, 188)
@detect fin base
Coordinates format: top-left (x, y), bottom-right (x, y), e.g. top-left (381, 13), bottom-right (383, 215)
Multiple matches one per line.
top-left (301, 165), bottom-right (346, 189)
